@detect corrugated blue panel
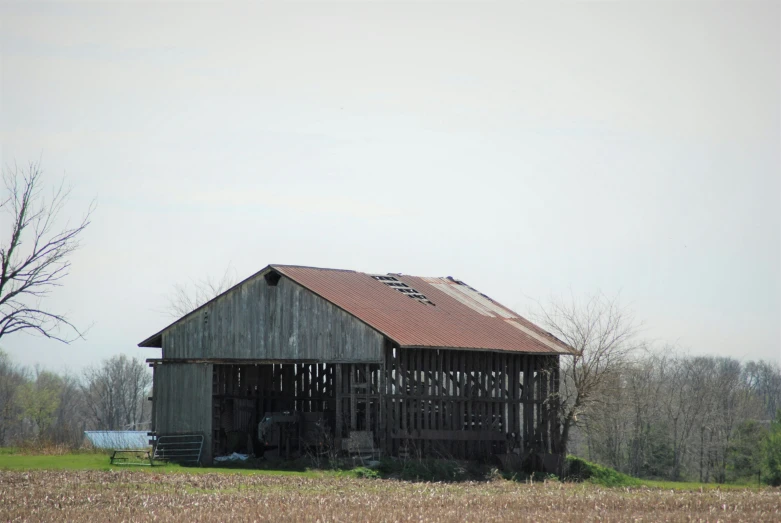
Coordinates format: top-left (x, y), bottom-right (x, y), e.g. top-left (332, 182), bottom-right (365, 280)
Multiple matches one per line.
top-left (84, 431), bottom-right (149, 449)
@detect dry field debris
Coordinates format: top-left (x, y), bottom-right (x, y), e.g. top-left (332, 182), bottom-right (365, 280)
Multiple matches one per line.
top-left (1, 470), bottom-right (779, 522)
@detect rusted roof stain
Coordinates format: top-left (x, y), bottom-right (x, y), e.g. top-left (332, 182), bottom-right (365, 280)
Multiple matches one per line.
top-left (272, 265), bottom-right (574, 355)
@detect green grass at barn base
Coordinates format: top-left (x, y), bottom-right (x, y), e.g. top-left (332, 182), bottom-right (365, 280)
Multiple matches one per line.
top-left (0, 447), bottom-right (770, 489)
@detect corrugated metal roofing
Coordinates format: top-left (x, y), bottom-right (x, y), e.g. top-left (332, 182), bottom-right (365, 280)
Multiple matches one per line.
top-left (84, 431), bottom-right (149, 449)
top-left (272, 265), bottom-right (574, 355)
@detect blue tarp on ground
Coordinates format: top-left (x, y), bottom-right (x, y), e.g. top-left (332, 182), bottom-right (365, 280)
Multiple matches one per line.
top-left (84, 431), bottom-right (149, 449)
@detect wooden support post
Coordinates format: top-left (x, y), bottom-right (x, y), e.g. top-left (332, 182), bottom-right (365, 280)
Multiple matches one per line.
top-left (442, 351), bottom-right (449, 454)
top-left (540, 358), bottom-right (549, 453)
top-left (350, 364), bottom-right (357, 431)
top-left (335, 364), bottom-right (343, 451)
top-left (500, 353), bottom-right (508, 453)
top-left (433, 350), bottom-right (445, 438)
top-left (466, 353), bottom-right (473, 437)
top-left (480, 352), bottom-right (488, 456)
top-left (507, 355), bottom-right (513, 444)
top-left (365, 363), bottom-right (371, 434)
top-left (386, 346), bottom-right (394, 455)
top-left (551, 356), bottom-right (561, 455)
top-left (458, 351), bottom-right (466, 457)
top-left (493, 352), bottom-right (500, 426)
top-left (467, 351), bottom-right (475, 456)
top-left (422, 350), bottom-right (428, 433)
top-left (523, 355), bottom-right (532, 452)
top-left (459, 350), bottom-right (466, 431)
top-left (534, 358), bottom-right (541, 450)
top-left (400, 349), bottom-right (407, 437)
top-left (453, 353), bottom-right (460, 440)
top-left (512, 354), bottom-right (520, 448)
top-left (379, 349), bottom-right (387, 453)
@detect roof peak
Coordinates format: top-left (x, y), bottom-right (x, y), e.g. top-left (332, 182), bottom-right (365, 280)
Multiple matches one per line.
top-left (270, 264), bottom-right (357, 273)
top-left (271, 264), bottom-right (450, 280)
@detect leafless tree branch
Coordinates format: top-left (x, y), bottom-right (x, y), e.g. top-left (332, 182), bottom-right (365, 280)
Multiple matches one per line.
top-left (532, 291), bottom-right (642, 455)
top-left (0, 161), bottom-right (94, 343)
top-left (164, 264), bottom-right (237, 318)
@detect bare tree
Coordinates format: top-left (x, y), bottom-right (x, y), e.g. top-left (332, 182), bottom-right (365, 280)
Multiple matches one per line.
top-left (744, 360), bottom-right (781, 420)
top-left (581, 366), bottom-right (633, 470)
top-left (534, 292), bottom-right (640, 457)
top-left (165, 265), bottom-right (236, 318)
top-left (661, 354), bottom-right (714, 480)
top-left (51, 373), bottom-right (86, 447)
top-left (0, 162), bottom-right (94, 342)
top-left (0, 349), bottom-right (25, 445)
top-left (81, 355), bottom-right (152, 430)
top-left (615, 353), bottom-right (656, 476)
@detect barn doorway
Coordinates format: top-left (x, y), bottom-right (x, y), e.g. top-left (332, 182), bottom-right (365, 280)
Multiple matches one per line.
top-left (211, 363), bottom-right (337, 459)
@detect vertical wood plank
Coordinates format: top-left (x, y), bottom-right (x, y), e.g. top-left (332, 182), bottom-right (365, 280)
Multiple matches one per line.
top-left (350, 364), bottom-right (357, 431)
top-left (476, 351), bottom-right (482, 418)
top-left (459, 351), bottom-right (466, 457)
top-left (400, 349), bottom-right (407, 436)
top-left (412, 349), bottom-right (418, 435)
top-left (522, 355), bottom-right (531, 452)
top-left (419, 350), bottom-right (426, 453)
top-left (335, 363), bottom-right (343, 451)
top-left (493, 352), bottom-right (500, 431)
top-left (466, 351), bottom-right (474, 457)
top-left (540, 357), bottom-right (549, 453)
top-left (509, 354), bottom-right (517, 444)
top-left (437, 350), bottom-right (444, 434)
top-left (536, 358), bottom-right (543, 450)
top-left (365, 363), bottom-right (371, 434)
top-left (388, 347), bottom-right (394, 453)
top-left (553, 355), bottom-right (558, 453)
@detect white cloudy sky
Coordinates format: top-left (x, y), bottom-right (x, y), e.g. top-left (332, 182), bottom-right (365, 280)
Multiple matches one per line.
top-left (0, 1), bottom-right (778, 371)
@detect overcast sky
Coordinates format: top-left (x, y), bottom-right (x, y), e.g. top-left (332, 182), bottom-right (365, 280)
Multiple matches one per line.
top-left (0, 1), bottom-right (779, 371)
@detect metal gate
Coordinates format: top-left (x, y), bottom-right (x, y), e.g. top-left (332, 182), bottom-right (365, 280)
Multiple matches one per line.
top-left (152, 434), bottom-right (205, 464)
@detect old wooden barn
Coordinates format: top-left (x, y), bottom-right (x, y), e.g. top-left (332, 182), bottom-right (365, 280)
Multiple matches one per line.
top-left (139, 264), bottom-right (575, 468)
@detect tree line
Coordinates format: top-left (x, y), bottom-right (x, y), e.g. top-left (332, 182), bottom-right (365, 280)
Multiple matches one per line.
top-left (0, 350), bottom-right (152, 448)
top-left (532, 292), bottom-right (781, 485)
top-left (566, 351), bottom-right (781, 484)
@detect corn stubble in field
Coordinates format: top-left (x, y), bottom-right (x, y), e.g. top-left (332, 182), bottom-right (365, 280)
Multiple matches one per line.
top-left (1, 470), bottom-right (779, 522)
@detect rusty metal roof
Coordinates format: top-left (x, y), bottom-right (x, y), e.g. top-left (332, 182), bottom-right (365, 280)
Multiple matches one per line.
top-left (272, 265), bottom-right (574, 355)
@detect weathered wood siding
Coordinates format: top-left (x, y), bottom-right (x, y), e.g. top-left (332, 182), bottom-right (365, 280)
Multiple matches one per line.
top-left (162, 274), bottom-right (383, 362)
top-left (377, 347), bottom-right (561, 460)
top-left (153, 363), bottom-right (213, 463)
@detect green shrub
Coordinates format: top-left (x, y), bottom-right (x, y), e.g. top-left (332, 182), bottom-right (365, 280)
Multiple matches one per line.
top-left (727, 420), bottom-right (767, 482)
top-left (565, 456), bottom-right (641, 487)
top-left (764, 412), bottom-right (781, 486)
top-left (351, 467), bottom-right (380, 479)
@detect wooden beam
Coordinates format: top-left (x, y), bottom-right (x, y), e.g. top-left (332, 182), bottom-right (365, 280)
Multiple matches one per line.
top-left (147, 358), bottom-right (320, 365)
top-left (393, 430), bottom-right (507, 442)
